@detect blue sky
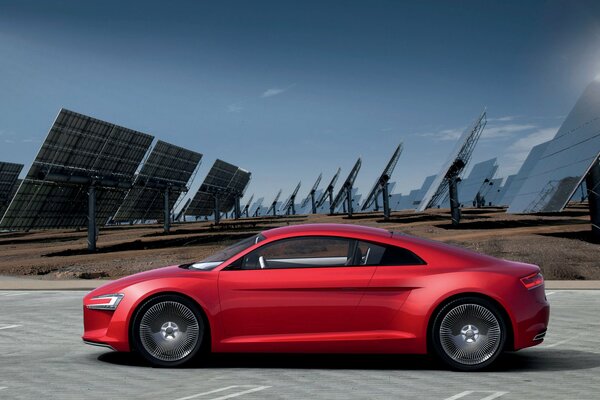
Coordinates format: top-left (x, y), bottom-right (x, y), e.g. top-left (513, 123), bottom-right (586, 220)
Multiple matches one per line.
top-left (1, 0), bottom-right (600, 205)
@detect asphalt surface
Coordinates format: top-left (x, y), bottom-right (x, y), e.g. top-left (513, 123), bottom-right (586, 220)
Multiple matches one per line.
top-left (0, 290), bottom-right (599, 400)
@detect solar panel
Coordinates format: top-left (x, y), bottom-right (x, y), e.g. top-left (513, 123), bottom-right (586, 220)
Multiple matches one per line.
top-left (335, 188), bottom-right (362, 213)
top-left (495, 174), bottom-right (516, 206)
top-left (113, 140), bottom-right (202, 222)
top-left (396, 175), bottom-right (438, 210)
top-left (362, 144), bottom-right (403, 212)
top-left (509, 79), bottom-right (600, 213)
top-left (0, 162), bottom-right (23, 218)
top-left (481, 177), bottom-right (503, 206)
top-left (185, 159), bottom-right (250, 218)
top-left (249, 197), bottom-right (264, 217)
top-left (0, 109), bottom-right (154, 230)
top-left (300, 173), bottom-right (322, 212)
top-left (498, 141), bottom-right (550, 208)
top-left (418, 111), bottom-right (487, 212)
top-left (331, 158), bottom-right (362, 214)
top-left (266, 189), bottom-right (282, 216)
top-left (316, 168), bottom-right (341, 209)
top-left (280, 181), bottom-right (302, 215)
top-left (456, 158), bottom-right (498, 206)
top-left (221, 168), bottom-right (252, 215)
top-left (240, 194), bottom-right (254, 217)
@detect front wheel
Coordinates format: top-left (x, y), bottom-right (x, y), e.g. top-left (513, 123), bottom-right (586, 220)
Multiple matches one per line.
top-left (431, 297), bottom-right (507, 371)
top-left (132, 295), bottom-right (204, 367)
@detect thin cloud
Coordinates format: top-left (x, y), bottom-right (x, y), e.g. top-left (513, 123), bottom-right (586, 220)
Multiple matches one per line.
top-left (227, 103), bottom-right (244, 113)
top-left (508, 126), bottom-right (558, 155)
top-left (261, 84), bottom-right (295, 98)
top-left (418, 127), bottom-right (464, 141)
top-left (487, 115), bottom-right (518, 122)
top-left (498, 126), bottom-right (559, 175)
top-left (482, 123), bottom-right (537, 139)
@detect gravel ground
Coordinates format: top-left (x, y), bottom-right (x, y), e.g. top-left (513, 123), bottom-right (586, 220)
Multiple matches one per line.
top-left (0, 207), bottom-right (597, 280)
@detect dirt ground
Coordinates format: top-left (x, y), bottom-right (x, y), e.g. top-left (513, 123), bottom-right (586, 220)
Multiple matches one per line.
top-left (0, 205), bottom-right (598, 280)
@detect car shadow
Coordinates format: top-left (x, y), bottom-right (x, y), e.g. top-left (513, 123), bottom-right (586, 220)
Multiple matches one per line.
top-left (97, 348), bottom-right (600, 372)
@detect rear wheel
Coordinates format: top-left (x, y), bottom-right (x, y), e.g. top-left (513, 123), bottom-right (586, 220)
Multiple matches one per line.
top-left (132, 295), bottom-right (204, 367)
top-left (431, 297), bottom-right (506, 371)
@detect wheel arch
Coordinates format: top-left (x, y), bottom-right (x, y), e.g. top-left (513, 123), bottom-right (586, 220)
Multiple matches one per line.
top-left (426, 292), bottom-right (515, 353)
top-left (127, 291), bottom-right (212, 353)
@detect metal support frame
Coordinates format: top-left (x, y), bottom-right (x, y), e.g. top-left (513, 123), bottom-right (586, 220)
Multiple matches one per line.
top-left (175, 198), bottom-right (191, 222)
top-left (586, 158), bottom-right (600, 240)
top-left (253, 207), bottom-right (261, 217)
top-left (234, 195), bottom-right (241, 219)
top-left (449, 176), bottom-right (461, 226)
top-left (328, 187), bottom-right (335, 214)
top-left (163, 186), bottom-right (170, 234)
top-left (88, 185), bottom-right (97, 251)
top-left (345, 186), bottom-right (353, 217)
top-left (382, 182), bottom-right (390, 220)
top-left (310, 192), bottom-right (317, 214)
top-left (272, 203), bottom-right (277, 217)
top-left (213, 196), bottom-right (220, 225)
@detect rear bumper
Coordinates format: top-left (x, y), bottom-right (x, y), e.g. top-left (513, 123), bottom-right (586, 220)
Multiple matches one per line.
top-left (512, 289), bottom-right (550, 350)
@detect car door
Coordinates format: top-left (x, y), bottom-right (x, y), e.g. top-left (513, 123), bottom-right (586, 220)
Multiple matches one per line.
top-left (352, 240), bottom-right (428, 333)
top-left (217, 235), bottom-right (376, 348)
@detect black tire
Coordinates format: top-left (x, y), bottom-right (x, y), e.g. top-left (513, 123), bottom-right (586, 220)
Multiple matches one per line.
top-left (131, 294), bottom-right (205, 367)
top-left (431, 296), bottom-right (507, 371)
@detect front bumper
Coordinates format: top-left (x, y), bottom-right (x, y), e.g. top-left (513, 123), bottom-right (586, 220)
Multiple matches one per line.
top-left (82, 306), bottom-right (131, 352)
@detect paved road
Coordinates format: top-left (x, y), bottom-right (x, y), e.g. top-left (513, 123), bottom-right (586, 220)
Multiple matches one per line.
top-left (0, 290), bottom-right (599, 400)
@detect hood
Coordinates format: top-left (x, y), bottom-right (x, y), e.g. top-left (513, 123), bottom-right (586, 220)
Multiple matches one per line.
top-left (86, 265), bottom-right (187, 298)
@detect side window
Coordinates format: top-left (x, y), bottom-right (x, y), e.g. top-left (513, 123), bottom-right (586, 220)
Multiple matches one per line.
top-left (238, 236), bottom-right (353, 269)
top-left (356, 241), bottom-right (386, 266)
top-left (356, 241), bottom-right (425, 266)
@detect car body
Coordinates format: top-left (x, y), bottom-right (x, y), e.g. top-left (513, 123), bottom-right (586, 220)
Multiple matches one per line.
top-left (83, 223), bottom-right (549, 370)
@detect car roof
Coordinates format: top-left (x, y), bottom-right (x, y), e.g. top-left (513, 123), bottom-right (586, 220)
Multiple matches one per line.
top-left (262, 223), bottom-right (392, 240)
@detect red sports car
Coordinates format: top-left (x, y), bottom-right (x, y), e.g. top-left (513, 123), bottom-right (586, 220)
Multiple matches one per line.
top-left (83, 223), bottom-right (549, 371)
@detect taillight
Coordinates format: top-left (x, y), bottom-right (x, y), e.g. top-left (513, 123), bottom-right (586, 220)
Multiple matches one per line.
top-left (520, 272), bottom-right (544, 290)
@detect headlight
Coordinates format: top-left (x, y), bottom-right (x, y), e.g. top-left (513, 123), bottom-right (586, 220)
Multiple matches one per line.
top-left (86, 294), bottom-right (124, 310)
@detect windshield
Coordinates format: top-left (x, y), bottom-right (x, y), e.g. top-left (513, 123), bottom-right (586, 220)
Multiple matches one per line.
top-left (188, 234), bottom-right (265, 270)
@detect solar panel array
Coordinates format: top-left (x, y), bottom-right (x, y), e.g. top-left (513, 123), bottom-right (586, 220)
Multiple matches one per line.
top-left (509, 79), bottom-right (600, 213)
top-left (185, 159), bottom-right (250, 217)
top-left (0, 109), bottom-right (154, 229)
top-left (0, 162), bottom-right (24, 218)
top-left (113, 140), bottom-right (202, 222)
